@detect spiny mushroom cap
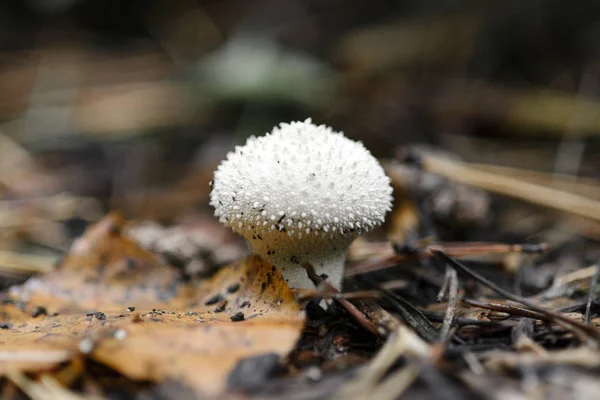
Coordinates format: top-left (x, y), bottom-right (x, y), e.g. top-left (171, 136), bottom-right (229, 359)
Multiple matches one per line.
top-left (210, 119), bottom-right (393, 242)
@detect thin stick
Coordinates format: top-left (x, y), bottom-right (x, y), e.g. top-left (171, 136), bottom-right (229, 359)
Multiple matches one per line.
top-left (437, 267), bottom-right (451, 302)
top-left (585, 265), bottom-right (600, 323)
top-left (302, 262), bottom-right (382, 336)
top-left (346, 241), bottom-right (547, 277)
top-left (369, 366), bottom-right (419, 400)
top-left (432, 250), bottom-right (600, 343)
top-left (462, 299), bottom-right (548, 321)
top-left (357, 275), bottom-right (440, 341)
top-left (439, 267), bottom-right (459, 343)
top-left (421, 310), bottom-right (508, 326)
top-left (294, 289), bottom-right (381, 301)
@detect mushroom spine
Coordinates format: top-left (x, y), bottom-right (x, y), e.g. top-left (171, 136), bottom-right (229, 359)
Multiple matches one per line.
top-left (210, 119), bottom-right (393, 290)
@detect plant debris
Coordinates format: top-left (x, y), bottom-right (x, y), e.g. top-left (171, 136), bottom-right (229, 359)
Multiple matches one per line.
top-left (3, 3), bottom-right (600, 399)
top-left (0, 213), bottom-right (304, 396)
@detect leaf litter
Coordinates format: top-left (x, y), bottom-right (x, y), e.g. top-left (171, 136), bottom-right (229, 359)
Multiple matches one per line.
top-left (0, 212), bottom-right (304, 396)
top-left (3, 148), bottom-right (600, 400)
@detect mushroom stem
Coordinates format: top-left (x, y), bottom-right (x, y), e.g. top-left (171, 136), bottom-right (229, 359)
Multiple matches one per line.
top-left (247, 235), bottom-right (353, 290)
top-left (265, 250), bottom-right (346, 290)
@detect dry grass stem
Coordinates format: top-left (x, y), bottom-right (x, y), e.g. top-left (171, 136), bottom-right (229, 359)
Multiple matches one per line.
top-left (420, 155), bottom-right (600, 223)
top-left (332, 326), bottom-right (431, 400)
top-left (7, 370), bottom-right (102, 400)
top-left (470, 162), bottom-right (600, 200)
top-left (0, 251), bottom-right (55, 274)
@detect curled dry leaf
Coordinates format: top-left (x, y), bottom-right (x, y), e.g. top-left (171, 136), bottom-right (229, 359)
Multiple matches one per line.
top-left (0, 212), bottom-right (305, 396)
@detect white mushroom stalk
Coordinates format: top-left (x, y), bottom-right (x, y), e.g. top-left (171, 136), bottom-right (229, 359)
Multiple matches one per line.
top-left (210, 119), bottom-right (393, 290)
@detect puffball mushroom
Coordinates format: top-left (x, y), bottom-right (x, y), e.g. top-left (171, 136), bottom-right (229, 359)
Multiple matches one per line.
top-left (209, 119), bottom-right (393, 290)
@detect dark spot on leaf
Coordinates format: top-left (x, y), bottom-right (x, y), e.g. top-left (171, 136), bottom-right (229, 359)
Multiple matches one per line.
top-left (31, 306), bottom-right (48, 318)
top-left (205, 294), bottom-right (224, 306)
top-left (86, 311), bottom-right (106, 320)
top-left (0, 322), bottom-right (13, 329)
top-left (227, 283), bottom-right (240, 294)
top-left (214, 301), bottom-right (228, 313)
top-left (230, 312), bottom-right (245, 322)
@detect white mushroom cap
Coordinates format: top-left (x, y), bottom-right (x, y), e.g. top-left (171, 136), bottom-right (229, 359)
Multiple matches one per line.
top-left (210, 119), bottom-right (393, 289)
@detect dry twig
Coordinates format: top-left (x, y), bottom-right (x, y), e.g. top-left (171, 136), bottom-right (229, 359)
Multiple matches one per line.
top-left (433, 251), bottom-right (600, 344)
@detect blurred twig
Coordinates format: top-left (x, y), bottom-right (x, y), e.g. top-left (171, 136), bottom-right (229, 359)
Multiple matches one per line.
top-left (0, 250), bottom-right (55, 274)
top-left (416, 154), bottom-right (600, 223)
top-left (469, 163), bottom-right (600, 200)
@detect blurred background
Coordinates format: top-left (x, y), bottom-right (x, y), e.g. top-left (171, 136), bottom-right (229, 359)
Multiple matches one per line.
top-left (2, 0), bottom-right (600, 287)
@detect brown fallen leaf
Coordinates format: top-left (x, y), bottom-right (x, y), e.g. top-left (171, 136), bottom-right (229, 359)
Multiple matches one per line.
top-left (1, 212), bottom-right (304, 396)
top-left (0, 305), bottom-right (77, 374)
top-left (10, 211), bottom-right (188, 312)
